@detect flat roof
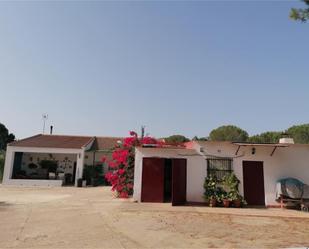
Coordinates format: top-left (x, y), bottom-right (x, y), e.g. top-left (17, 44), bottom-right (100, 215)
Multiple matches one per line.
top-left (232, 142), bottom-right (290, 147)
top-left (195, 141), bottom-right (292, 147)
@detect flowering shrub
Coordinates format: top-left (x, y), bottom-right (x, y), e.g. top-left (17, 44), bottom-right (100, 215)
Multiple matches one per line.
top-left (104, 131), bottom-right (161, 198)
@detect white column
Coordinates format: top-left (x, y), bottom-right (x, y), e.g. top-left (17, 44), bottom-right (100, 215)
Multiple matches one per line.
top-left (133, 149), bottom-right (143, 202)
top-left (75, 149), bottom-right (85, 186)
top-left (2, 146), bottom-right (15, 184)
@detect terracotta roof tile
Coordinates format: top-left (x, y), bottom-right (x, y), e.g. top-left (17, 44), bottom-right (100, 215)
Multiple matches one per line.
top-left (9, 134), bottom-right (94, 149)
top-left (90, 137), bottom-right (123, 151)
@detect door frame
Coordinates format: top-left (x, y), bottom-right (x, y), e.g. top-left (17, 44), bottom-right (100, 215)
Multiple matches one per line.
top-left (242, 160), bottom-right (265, 206)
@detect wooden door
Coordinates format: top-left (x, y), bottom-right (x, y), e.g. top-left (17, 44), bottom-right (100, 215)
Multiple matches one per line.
top-left (243, 161), bottom-right (265, 206)
top-left (172, 159), bottom-right (187, 206)
top-left (141, 158), bottom-right (165, 202)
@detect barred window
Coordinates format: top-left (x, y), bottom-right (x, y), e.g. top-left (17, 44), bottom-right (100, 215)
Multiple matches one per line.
top-left (207, 158), bottom-right (232, 181)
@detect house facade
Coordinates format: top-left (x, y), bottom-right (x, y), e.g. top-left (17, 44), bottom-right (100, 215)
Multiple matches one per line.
top-left (2, 134), bottom-right (121, 187)
top-left (133, 140), bottom-right (309, 207)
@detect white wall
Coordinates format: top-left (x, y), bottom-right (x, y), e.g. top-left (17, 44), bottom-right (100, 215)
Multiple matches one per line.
top-left (84, 151), bottom-right (112, 174)
top-left (75, 138), bottom-right (94, 185)
top-left (2, 146), bottom-right (15, 184)
top-left (133, 147), bottom-right (206, 202)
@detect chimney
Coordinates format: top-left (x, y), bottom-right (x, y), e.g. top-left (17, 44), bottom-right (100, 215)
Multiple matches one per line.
top-left (279, 133), bottom-right (294, 144)
top-left (50, 126), bottom-right (53, 135)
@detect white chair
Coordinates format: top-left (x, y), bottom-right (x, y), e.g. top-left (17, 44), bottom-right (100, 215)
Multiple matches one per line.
top-left (49, 172), bottom-right (56, 179)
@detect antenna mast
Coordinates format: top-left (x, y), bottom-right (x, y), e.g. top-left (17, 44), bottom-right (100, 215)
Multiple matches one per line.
top-left (42, 114), bottom-right (48, 134)
top-left (141, 125), bottom-right (145, 139)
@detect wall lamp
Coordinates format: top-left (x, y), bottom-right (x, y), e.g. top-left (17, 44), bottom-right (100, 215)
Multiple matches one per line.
top-left (251, 147), bottom-right (256, 155)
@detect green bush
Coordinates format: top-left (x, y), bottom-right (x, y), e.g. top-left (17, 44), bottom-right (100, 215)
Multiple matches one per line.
top-left (83, 164), bottom-right (104, 185)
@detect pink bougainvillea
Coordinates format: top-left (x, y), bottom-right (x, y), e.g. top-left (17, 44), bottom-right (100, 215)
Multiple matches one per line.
top-left (104, 131), bottom-right (161, 198)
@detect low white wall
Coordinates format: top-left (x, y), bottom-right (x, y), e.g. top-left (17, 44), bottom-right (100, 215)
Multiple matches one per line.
top-left (3, 179), bottom-right (63, 187)
top-left (133, 147), bottom-right (206, 202)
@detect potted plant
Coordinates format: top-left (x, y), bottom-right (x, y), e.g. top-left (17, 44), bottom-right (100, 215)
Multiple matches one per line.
top-left (229, 191), bottom-right (247, 208)
top-left (209, 196), bottom-right (217, 207)
top-left (221, 192), bottom-right (231, 208)
top-left (222, 173), bottom-right (246, 208)
top-left (83, 166), bottom-right (92, 185)
top-left (203, 175), bottom-right (218, 207)
top-left (222, 173), bottom-right (240, 193)
top-left (77, 178), bottom-right (83, 187)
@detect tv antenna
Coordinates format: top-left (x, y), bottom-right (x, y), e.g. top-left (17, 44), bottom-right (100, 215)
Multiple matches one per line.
top-left (141, 125), bottom-right (146, 139)
top-left (42, 114), bottom-right (48, 134)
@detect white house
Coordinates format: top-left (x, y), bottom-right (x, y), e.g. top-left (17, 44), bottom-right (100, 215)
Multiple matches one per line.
top-left (133, 139), bottom-right (309, 207)
top-left (2, 134), bottom-right (121, 187)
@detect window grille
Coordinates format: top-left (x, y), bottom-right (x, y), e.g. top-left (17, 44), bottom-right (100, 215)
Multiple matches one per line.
top-left (207, 158), bottom-right (232, 180)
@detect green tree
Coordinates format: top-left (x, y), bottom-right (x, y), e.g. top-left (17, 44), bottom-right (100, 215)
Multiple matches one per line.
top-left (0, 123), bottom-right (15, 151)
top-left (192, 136), bottom-right (208, 141)
top-left (248, 131), bottom-right (282, 143)
top-left (164, 135), bottom-right (190, 144)
top-left (209, 125), bottom-right (248, 142)
top-left (290, 0), bottom-right (309, 22)
top-left (286, 124), bottom-right (309, 144)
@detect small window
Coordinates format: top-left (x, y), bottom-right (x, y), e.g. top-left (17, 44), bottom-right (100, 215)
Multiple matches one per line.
top-left (207, 158), bottom-right (232, 181)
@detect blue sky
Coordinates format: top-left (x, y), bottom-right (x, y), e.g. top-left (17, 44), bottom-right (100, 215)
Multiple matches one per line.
top-left (0, 1), bottom-right (308, 139)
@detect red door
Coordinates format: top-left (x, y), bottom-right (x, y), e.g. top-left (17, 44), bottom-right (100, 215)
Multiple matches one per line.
top-left (172, 159), bottom-right (187, 206)
top-left (243, 161), bottom-right (265, 206)
top-left (141, 158), bottom-right (165, 202)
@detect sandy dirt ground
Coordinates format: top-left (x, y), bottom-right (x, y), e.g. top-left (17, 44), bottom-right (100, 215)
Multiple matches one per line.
top-left (0, 186), bottom-right (308, 248)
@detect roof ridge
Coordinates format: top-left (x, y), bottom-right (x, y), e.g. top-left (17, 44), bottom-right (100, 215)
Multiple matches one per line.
top-left (95, 136), bottom-right (123, 139)
top-left (40, 134), bottom-right (94, 138)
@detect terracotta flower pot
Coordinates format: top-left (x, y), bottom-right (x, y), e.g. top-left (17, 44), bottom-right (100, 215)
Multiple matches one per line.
top-left (223, 199), bottom-right (230, 208)
top-left (209, 198), bottom-right (217, 207)
top-left (233, 199), bottom-right (241, 208)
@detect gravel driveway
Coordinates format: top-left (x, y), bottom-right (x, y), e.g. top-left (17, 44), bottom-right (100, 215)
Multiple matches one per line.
top-left (0, 186), bottom-right (308, 248)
